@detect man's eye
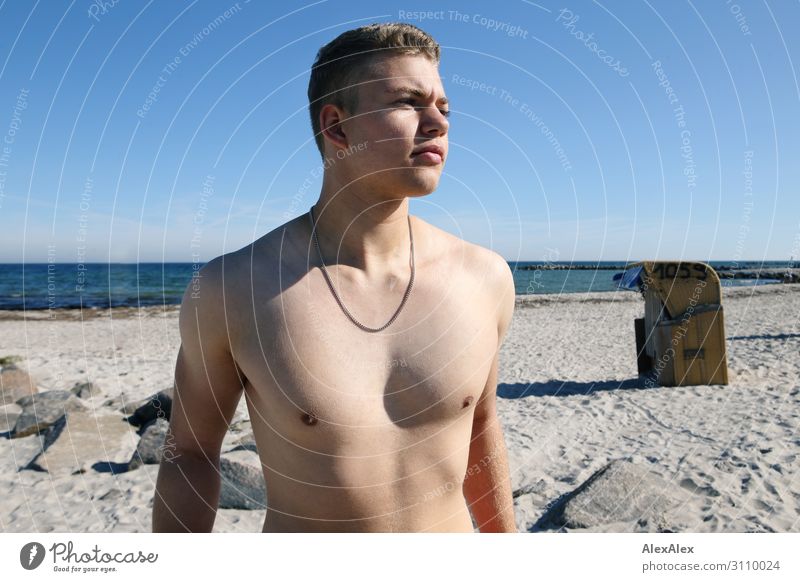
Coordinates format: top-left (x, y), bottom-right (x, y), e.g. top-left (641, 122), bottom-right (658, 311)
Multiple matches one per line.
top-left (395, 100), bottom-right (451, 118)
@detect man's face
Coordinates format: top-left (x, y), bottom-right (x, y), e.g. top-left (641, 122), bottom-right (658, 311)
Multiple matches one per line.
top-left (333, 54), bottom-right (450, 200)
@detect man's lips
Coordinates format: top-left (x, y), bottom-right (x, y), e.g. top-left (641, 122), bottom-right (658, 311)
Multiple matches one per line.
top-left (410, 144), bottom-right (445, 163)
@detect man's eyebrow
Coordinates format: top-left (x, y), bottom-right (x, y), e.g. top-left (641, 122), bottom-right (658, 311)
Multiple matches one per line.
top-left (385, 86), bottom-right (449, 105)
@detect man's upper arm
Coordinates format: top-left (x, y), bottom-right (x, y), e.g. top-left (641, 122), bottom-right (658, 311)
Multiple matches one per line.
top-left (472, 253), bottom-right (515, 425)
top-left (170, 258), bottom-right (245, 460)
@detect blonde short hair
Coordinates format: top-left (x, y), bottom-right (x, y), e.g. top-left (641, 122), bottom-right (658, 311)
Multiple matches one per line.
top-left (307, 23), bottom-right (441, 157)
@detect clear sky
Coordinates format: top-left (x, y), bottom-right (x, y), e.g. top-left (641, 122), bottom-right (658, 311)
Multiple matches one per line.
top-left (0, 0), bottom-right (797, 263)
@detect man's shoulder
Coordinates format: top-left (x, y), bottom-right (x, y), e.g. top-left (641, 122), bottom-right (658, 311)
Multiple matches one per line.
top-left (187, 214), bottom-right (310, 308)
top-left (415, 216), bottom-right (512, 288)
top-left (197, 214), bottom-right (308, 280)
top-left (189, 248), bottom-right (249, 299)
top-left (415, 217), bottom-right (515, 334)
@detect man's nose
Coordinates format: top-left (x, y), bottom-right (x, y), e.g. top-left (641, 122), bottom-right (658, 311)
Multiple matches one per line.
top-left (420, 106), bottom-right (449, 135)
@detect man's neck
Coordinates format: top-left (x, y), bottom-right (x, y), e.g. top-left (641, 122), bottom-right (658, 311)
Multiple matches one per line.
top-left (311, 178), bottom-right (412, 274)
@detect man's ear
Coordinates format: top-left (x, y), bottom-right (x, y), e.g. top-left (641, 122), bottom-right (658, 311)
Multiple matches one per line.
top-left (319, 103), bottom-right (349, 151)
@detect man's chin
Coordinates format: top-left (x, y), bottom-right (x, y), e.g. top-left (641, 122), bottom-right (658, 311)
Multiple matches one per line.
top-left (403, 174), bottom-right (441, 197)
top-left (364, 170), bottom-right (440, 199)
top-left (405, 188), bottom-right (436, 198)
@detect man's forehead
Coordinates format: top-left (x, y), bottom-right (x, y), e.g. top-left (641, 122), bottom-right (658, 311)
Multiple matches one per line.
top-left (383, 84), bottom-right (449, 104)
top-left (361, 55), bottom-right (445, 93)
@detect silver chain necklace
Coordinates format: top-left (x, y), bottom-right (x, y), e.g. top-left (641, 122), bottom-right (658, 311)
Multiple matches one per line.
top-left (308, 205), bottom-right (415, 333)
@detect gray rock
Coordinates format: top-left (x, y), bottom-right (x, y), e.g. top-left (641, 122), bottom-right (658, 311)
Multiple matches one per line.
top-left (535, 459), bottom-right (684, 531)
top-left (25, 410), bottom-right (138, 475)
top-left (563, 459), bottom-right (681, 529)
top-left (227, 440), bottom-right (258, 454)
top-left (229, 418), bottom-right (252, 433)
top-left (128, 418), bottom-right (170, 470)
top-left (218, 455), bottom-right (266, 510)
top-left (513, 478), bottom-right (548, 499)
top-left (1, 403), bottom-right (22, 434)
top-left (71, 381), bottom-right (101, 399)
top-left (223, 429), bottom-right (258, 454)
top-left (124, 388), bottom-right (173, 428)
top-left (1, 366), bottom-right (38, 406)
top-left (101, 393), bottom-right (134, 414)
top-left (12, 390), bottom-right (88, 438)
top-left (8, 432), bottom-right (47, 471)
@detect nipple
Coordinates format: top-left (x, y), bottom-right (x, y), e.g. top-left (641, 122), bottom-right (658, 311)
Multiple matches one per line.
top-left (301, 411), bottom-right (318, 426)
top-left (462, 396), bottom-right (474, 409)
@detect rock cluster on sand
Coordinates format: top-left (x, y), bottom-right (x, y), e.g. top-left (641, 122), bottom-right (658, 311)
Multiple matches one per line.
top-left (25, 411), bottom-right (137, 476)
top-left (122, 389), bottom-right (173, 428)
top-left (4, 374), bottom-right (267, 511)
top-left (128, 417), bottom-right (170, 469)
top-left (13, 391), bottom-right (88, 438)
top-left (71, 381), bottom-right (102, 399)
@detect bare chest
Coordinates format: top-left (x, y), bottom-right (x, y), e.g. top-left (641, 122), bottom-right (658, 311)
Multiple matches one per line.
top-left (233, 281), bottom-right (498, 437)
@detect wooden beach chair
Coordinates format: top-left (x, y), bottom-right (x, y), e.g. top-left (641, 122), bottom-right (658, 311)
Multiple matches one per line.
top-left (615, 261), bottom-right (729, 386)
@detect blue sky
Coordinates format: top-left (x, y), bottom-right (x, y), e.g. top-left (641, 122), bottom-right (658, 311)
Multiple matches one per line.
top-left (0, 0), bottom-right (797, 263)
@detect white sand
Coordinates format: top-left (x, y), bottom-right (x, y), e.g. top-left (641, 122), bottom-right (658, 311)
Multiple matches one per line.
top-left (1, 284), bottom-right (798, 532)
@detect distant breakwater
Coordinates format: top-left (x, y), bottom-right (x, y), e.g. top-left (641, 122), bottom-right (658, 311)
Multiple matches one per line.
top-left (716, 269), bottom-right (799, 283)
top-left (512, 264), bottom-right (800, 283)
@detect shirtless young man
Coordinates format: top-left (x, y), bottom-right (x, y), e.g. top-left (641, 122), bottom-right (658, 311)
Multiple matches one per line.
top-left (152, 23), bottom-right (516, 533)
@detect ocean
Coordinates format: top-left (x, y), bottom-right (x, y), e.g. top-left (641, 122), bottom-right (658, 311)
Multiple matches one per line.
top-left (0, 261), bottom-right (792, 311)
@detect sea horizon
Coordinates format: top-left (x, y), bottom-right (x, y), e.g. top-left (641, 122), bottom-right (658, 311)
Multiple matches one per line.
top-left (0, 260), bottom-right (795, 311)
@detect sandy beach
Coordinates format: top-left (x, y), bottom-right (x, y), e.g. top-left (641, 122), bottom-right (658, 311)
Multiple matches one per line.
top-left (1, 284), bottom-right (798, 533)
